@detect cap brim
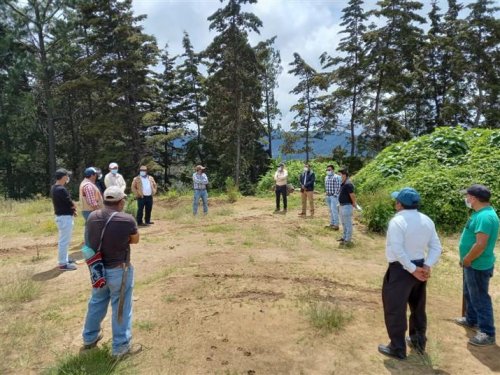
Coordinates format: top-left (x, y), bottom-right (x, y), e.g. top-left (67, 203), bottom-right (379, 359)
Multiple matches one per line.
top-left (460, 189), bottom-right (468, 195)
top-left (390, 191), bottom-right (400, 200)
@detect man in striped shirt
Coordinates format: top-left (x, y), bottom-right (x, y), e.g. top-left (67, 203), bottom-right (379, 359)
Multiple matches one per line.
top-left (324, 164), bottom-right (342, 230)
top-left (79, 167), bottom-right (103, 244)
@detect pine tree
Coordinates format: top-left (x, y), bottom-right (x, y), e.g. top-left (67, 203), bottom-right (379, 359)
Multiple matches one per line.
top-left (255, 37), bottom-right (282, 158)
top-left (463, 0), bottom-right (500, 127)
top-left (363, 0), bottom-right (426, 151)
top-left (288, 53), bottom-right (328, 163)
top-left (176, 32), bottom-right (207, 164)
top-left (204, 0), bottom-right (266, 189)
top-left (321, 0), bottom-right (368, 157)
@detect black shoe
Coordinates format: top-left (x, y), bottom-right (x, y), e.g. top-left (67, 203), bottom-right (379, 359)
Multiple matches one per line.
top-left (406, 337), bottom-right (425, 354)
top-left (378, 344), bottom-right (406, 360)
top-left (146, 221), bottom-right (154, 225)
top-left (138, 223), bottom-right (148, 227)
top-left (337, 238), bottom-right (345, 242)
top-left (82, 332), bottom-right (103, 350)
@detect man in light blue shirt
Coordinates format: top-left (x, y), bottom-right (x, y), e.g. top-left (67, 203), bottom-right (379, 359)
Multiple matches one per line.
top-left (193, 165), bottom-right (209, 215)
top-left (379, 188), bottom-right (442, 360)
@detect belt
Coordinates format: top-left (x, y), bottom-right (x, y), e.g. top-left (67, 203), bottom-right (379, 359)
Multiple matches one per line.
top-left (194, 188), bottom-right (206, 191)
top-left (339, 203), bottom-right (352, 206)
top-left (389, 259), bottom-right (425, 267)
top-left (326, 193), bottom-right (338, 197)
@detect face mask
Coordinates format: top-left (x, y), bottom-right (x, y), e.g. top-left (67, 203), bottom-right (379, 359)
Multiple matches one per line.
top-left (304, 167), bottom-right (309, 172)
top-left (111, 169), bottom-right (118, 175)
top-left (327, 171), bottom-right (333, 176)
top-left (140, 171), bottom-right (147, 177)
top-left (278, 166), bottom-right (283, 171)
top-left (464, 198), bottom-right (472, 209)
top-left (66, 177), bottom-right (70, 184)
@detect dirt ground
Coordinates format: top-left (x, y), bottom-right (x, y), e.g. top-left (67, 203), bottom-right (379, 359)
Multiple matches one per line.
top-left (1, 195), bottom-right (500, 374)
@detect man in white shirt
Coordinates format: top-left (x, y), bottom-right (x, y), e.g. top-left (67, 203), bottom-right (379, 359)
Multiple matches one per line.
top-left (104, 162), bottom-right (127, 193)
top-left (378, 188), bottom-right (442, 360)
top-left (131, 165), bottom-right (157, 226)
top-left (192, 165), bottom-right (209, 215)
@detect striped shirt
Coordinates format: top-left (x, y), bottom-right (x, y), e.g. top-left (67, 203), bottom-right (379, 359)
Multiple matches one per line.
top-left (193, 173), bottom-right (208, 190)
top-left (325, 174), bottom-right (341, 196)
top-left (83, 182), bottom-right (100, 208)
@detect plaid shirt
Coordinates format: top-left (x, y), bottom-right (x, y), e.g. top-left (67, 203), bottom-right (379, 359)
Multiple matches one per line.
top-left (325, 174), bottom-right (341, 196)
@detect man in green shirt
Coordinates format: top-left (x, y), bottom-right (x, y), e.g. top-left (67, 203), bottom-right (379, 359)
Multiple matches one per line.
top-left (456, 184), bottom-right (499, 346)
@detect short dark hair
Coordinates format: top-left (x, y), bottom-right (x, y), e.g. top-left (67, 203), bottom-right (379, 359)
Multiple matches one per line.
top-left (326, 165), bottom-right (334, 170)
top-left (339, 168), bottom-right (349, 176)
top-left (400, 202), bottom-right (419, 210)
top-left (103, 200), bottom-right (122, 207)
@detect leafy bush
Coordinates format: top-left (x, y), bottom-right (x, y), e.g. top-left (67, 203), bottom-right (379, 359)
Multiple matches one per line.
top-left (355, 127), bottom-right (500, 233)
top-left (225, 177), bottom-right (239, 203)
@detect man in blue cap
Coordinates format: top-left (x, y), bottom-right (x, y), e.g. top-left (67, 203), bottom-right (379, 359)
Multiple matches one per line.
top-left (455, 184), bottom-right (499, 346)
top-left (378, 188), bottom-right (442, 360)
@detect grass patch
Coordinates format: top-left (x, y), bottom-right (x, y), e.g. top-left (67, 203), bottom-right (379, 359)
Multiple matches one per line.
top-left (44, 344), bottom-right (124, 375)
top-left (0, 273), bottom-right (41, 303)
top-left (136, 266), bottom-right (176, 288)
top-left (135, 320), bottom-right (155, 332)
top-left (305, 302), bottom-right (352, 334)
top-left (163, 294), bottom-right (176, 303)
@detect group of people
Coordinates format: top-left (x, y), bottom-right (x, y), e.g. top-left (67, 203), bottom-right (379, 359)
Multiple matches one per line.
top-left (379, 184), bottom-right (499, 360)
top-left (273, 162), bottom-right (359, 246)
top-left (49, 159), bottom-right (498, 361)
top-left (272, 162), bottom-right (499, 358)
top-left (50, 162), bottom-right (210, 357)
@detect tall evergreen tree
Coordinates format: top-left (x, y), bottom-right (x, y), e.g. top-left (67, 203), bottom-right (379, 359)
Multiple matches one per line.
top-left (288, 53), bottom-right (327, 163)
top-left (363, 0), bottom-right (426, 151)
top-left (463, 0), bottom-right (500, 127)
top-left (255, 36), bottom-right (282, 158)
top-left (321, 0), bottom-right (368, 157)
top-left (204, 0), bottom-right (266, 189)
top-left (176, 32), bottom-right (207, 165)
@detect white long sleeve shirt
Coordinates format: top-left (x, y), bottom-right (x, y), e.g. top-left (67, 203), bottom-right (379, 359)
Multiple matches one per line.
top-left (386, 209), bottom-right (442, 274)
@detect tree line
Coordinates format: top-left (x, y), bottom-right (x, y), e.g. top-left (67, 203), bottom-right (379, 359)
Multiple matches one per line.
top-left (0, 0), bottom-right (498, 199)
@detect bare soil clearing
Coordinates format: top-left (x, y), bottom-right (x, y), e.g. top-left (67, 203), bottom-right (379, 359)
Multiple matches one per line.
top-left (1, 196), bottom-right (500, 374)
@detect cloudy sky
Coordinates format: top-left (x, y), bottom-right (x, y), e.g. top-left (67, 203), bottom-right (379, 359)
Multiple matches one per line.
top-left (132, 0), bottom-right (475, 129)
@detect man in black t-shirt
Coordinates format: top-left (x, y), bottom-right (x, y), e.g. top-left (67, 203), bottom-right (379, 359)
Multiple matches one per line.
top-left (338, 168), bottom-right (358, 247)
top-left (50, 168), bottom-right (77, 271)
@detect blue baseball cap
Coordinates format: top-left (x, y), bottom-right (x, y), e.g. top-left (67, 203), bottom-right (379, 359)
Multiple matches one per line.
top-left (391, 187), bottom-right (421, 206)
top-left (84, 167), bottom-right (97, 177)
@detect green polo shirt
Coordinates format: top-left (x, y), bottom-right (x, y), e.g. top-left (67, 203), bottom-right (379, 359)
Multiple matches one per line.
top-left (459, 206), bottom-right (499, 270)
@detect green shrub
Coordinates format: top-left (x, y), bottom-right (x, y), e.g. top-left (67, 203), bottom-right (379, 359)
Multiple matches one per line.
top-left (225, 177), bottom-right (239, 203)
top-left (354, 127), bottom-right (500, 233)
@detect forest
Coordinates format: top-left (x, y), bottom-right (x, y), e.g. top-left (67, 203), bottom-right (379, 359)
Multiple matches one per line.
top-left (0, 0), bottom-right (498, 198)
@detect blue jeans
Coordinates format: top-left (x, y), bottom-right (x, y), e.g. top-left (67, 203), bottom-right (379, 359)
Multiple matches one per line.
top-left (82, 265), bottom-right (134, 355)
top-left (325, 196), bottom-right (339, 226)
top-left (55, 215), bottom-right (74, 265)
top-left (193, 189), bottom-right (208, 215)
top-left (340, 204), bottom-right (353, 241)
top-left (464, 266), bottom-right (495, 337)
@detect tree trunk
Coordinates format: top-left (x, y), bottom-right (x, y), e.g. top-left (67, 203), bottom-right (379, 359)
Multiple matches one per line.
top-left (350, 86), bottom-right (357, 157)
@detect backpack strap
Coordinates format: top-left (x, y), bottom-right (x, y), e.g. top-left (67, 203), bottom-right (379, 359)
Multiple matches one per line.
top-left (97, 212), bottom-right (119, 252)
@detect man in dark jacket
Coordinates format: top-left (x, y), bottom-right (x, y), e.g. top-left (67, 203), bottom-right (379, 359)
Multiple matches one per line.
top-left (298, 162), bottom-right (315, 217)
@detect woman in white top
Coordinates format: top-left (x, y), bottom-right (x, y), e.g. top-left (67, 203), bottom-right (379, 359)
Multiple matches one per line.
top-left (273, 162), bottom-right (288, 213)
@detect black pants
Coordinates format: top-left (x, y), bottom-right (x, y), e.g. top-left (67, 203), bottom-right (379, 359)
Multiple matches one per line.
top-left (137, 195), bottom-right (153, 224)
top-left (382, 260), bottom-right (427, 355)
top-left (275, 185), bottom-right (287, 210)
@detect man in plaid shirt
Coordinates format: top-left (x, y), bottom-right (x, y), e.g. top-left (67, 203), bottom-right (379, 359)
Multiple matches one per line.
top-left (325, 164), bottom-right (341, 230)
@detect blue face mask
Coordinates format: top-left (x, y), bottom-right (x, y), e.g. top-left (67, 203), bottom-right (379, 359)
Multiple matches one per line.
top-left (327, 171), bottom-right (333, 176)
top-left (140, 171), bottom-right (147, 177)
top-left (111, 169), bottom-right (118, 175)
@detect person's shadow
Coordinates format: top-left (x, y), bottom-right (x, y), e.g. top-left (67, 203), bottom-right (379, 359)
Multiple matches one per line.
top-left (467, 342), bottom-right (500, 371)
top-left (32, 250), bottom-right (85, 282)
top-left (32, 267), bottom-right (63, 281)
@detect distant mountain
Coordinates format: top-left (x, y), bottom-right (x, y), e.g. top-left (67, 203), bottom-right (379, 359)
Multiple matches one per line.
top-left (173, 130), bottom-right (352, 160)
top-left (268, 130), bottom-right (352, 160)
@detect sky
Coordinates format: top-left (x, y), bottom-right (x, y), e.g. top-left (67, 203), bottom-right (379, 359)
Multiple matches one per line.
top-left (131, 0), bottom-right (476, 130)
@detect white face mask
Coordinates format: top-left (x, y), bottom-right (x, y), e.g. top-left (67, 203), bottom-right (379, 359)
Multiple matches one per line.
top-left (304, 167), bottom-right (309, 172)
top-left (140, 171), bottom-right (147, 177)
top-left (327, 171), bottom-right (333, 176)
top-left (464, 198), bottom-right (472, 209)
top-left (66, 177), bottom-right (70, 184)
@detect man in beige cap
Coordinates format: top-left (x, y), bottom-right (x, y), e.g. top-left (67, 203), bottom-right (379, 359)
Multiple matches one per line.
top-left (105, 162), bottom-right (126, 193)
top-left (192, 165), bottom-right (208, 215)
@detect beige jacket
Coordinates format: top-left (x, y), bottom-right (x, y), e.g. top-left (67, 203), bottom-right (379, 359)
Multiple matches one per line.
top-left (131, 175), bottom-right (157, 198)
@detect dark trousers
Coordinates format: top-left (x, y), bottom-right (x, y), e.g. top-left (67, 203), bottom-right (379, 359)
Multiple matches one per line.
top-left (464, 266), bottom-right (495, 337)
top-left (275, 185), bottom-right (287, 210)
top-left (382, 260), bottom-right (427, 355)
top-left (137, 195), bottom-right (153, 224)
